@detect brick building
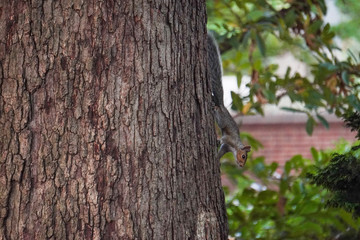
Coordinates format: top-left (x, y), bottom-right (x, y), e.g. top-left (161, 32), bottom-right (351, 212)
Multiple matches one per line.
top-left (239, 112), bottom-right (357, 168)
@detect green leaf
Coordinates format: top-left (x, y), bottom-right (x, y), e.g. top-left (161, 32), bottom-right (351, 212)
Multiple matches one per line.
top-left (257, 190), bottom-right (278, 204)
top-left (263, 89), bottom-right (276, 103)
top-left (310, 147), bottom-right (319, 162)
top-left (247, 10), bottom-right (264, 22)
top-left (347, 95), bottom-right (360, 112)
top-left (280, 178), bottom-right (289, 194)
top-left (284, 9), bottom-right (296, 27)
top-left (255, 32), bottom-right (266, 57)
top-left (253, 59), bottom-right (262, 70)
top-left (339, 210), bottom-right (360, 229)
top-left (299, 203), bottom-right (319, 215)
top-left (281, 107), bottom-right (305, 113)
top-left (341, 70), bottom-right (350, 85)
top-left (307, 90), bottom-right (323, 106)
top-left (286, 216), bottom-right (305, 226)
top-left (284, 161), bottom-right (292, 175)
top-left (231, 91), bottom-right (243, 111)
top-left (298, 221), bottom-right (323, 235)
top-left (319, 62), bottom-right (338, 71)
top-left (285, 66), bottom-right (291, 80)
top-left (253, 160), bottom-right (266, 177)
top-left (318, 0), bottom-right (327, 14)
top-left (242, 30), bottom-right (251, 47)
top-left (236, 72), bottom-right (243, 88)
top-left (234, 0), bottom-right (244, 10)
top-left (347, 49), bottom-right (358, 64)
top-left (269, 162), bottom-right (278, 173)
top-left (306, 117), bottom-right (315, 135)
top-left (289, 154), bottom-right (304, 169)
top-left (308, 20), bottom-right (323, 34)
top-left (287, 91), bottom-right (303, 102)
top-left (316, 113), bottom-right (329, 129)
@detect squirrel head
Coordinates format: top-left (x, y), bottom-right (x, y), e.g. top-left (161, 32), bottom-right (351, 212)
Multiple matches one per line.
top-left (236, 145), bottom-right (251, 167)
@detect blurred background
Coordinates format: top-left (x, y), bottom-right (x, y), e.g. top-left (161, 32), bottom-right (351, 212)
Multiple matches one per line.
top-left (207, 0), bottom-right (360, 239)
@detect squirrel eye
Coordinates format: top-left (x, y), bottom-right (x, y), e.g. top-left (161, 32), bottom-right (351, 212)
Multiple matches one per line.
top-left (242, 154), bottom-right (246, 159)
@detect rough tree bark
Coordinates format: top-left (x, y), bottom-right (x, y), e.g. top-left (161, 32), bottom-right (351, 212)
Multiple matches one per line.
top-left (0, 0), bottom-right (227, 239)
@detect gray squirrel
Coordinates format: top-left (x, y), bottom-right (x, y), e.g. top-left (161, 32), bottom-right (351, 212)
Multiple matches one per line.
top-left (207, 33), bottom-right (251, 167)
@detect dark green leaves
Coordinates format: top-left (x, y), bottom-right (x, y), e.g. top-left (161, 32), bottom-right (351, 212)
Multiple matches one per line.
top-left (255, 32), bottom-right (266, 57)
top-left (224, 140), bottom-right (360, 239)
top-left (316, 113), bottom-right (329, 129)
top-left (208, 0), bottom-right (360, 121)
top-left (281, 107), bottom-right (305, 113)
top-left (319, 62), bottom-right (338, 71)
top-left (208, 1), bottom-right (360, 236)
top-left (341, 70), bottom-right (349, 85)
top-left (230, 91), bottom-right (243, 110)
top-left (306, 116), bottom-right (315, 135)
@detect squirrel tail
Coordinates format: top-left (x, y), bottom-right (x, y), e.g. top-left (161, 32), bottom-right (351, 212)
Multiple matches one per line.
top-left (207, 32), bottom-right (224, 107)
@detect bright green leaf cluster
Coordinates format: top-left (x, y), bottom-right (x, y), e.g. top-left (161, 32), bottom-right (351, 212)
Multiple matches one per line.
top-left (223, 140), bottom-right (360, 239)
top-left (333, 0), bottom-right (360, 41)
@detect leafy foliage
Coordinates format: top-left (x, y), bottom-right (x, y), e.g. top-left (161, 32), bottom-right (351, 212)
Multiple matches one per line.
top-left (207, 0), bottom-right (360, 238)
top-left (207, 0), bottom-right (360, 135)
top-left (224, 137), bottom-right (360, 239)
top-left (308, 112), bottom-right (360, 218)
top-left (333, 0), bottom-right (360, 41)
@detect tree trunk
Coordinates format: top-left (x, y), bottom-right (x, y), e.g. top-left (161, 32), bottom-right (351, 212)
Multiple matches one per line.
top-left (0, 0), bottom-right (227, 239)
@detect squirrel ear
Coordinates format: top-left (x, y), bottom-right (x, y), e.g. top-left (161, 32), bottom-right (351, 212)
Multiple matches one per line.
top-left (242, 145), bottom-right (251, 152)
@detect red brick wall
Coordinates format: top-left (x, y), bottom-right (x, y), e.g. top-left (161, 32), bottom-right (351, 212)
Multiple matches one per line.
top-left (241, 121), bottom-right (357, 167)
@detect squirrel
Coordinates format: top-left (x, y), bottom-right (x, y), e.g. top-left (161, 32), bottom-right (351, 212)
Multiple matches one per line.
top-left (207, 32), bottom-right (251, 167)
